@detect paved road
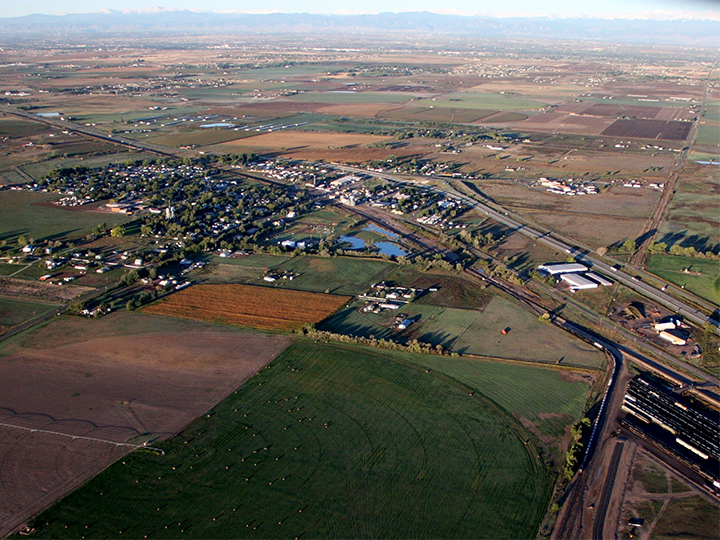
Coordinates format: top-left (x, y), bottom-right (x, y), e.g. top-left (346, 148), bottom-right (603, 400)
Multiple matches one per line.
top-left (335, 164), bottom-right (718, 334)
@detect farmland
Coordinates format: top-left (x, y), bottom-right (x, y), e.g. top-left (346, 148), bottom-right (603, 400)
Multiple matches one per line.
top-left (144, 284), bottom-right (350, 331)
top-left (0, 311), bottom-right (291, 537)
top-left (22, 340), bottom-right (575, 539)
top-left (657, 163), bottom-right (720, 253)
top-left (0, 297), bottom-right (58, 333)
top-left (0, 190), bottom-right (131, 244)
top-left (646, 254), bottom-right (720, 306)
top-left (322, 296), bottom-right (605, 368)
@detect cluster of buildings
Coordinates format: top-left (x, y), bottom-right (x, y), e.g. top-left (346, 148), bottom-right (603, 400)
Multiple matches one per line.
top-left (537, 262), bottom-right (613, 291)
top-left (535, 178), bottom-right (599, 196)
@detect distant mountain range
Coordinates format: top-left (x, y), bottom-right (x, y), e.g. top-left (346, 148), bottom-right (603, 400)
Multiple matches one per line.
top-left (0, 11), bottom-right (717, 45)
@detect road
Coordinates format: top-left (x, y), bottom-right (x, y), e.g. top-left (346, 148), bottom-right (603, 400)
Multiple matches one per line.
top-left (4, 105), bottom-right (714, 332)
top-left (593, 440), bottom-right (626, 540)
top-left (632, 63), bottom-right (716, 268)
top-left (334, 164), bottom-right (719, 335)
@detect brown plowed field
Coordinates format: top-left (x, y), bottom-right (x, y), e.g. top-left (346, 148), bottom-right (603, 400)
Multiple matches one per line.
top-left (601, 119), bottom-right (692, 141)
top-left (0, 312), bottom-right (291, 536)
top-left (520, 112), bottom-right (614, 135)
top-left (144, 284), bottom-right (350, 331)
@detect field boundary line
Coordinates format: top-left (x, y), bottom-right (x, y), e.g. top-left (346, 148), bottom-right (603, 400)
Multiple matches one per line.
top-left (0, 421), bottom-right (163, 453)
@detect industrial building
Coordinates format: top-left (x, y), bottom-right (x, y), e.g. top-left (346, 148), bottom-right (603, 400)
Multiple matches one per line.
top-left (537, 262), bottom-right (589, 275)
top-left (561, 273), bottom-right (599, 291)
top-left (586, 272), bottom-right (613, 287)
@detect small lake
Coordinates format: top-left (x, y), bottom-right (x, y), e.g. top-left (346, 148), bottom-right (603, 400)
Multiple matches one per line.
top-left (37, 112), bottom-right (60, 117)
top-left (338, 235), bottom-right (365, 249)
top-left (695, 161), bottom-right (719, 166)
top-left (363, 223), bottom-right (399, 240)
top-left (200, 123), bottom-right (235, 128)
top-left (375, 242), bottom-right (408, 257)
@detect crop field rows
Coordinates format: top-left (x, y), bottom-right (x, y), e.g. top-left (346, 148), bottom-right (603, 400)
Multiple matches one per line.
top-left (144, 284), bottom-right (351, 331)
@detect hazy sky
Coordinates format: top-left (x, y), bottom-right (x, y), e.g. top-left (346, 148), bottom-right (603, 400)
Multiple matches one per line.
top-left (0, 0), bottom-right (717, 19)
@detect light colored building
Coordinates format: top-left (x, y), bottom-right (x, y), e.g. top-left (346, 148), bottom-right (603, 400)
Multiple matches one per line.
top-left (538, 262), bottom-right (589, 275)
top-left (586, 272), bottom-right (613, 286)
top-left (659, 330), bottom-right (688, 346)
top-left (561, 273), bottom-right (599, 291)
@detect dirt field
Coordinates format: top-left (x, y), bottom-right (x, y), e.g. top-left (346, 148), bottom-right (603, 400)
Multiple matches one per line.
top-left (0, 312), bottom-right (291, 536)
top-left (144, 283), bottom-right (350, 331)
top-left (519, 112), bottom-right (616, 135)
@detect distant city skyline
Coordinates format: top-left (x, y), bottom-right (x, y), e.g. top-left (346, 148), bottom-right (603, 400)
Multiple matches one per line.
top-left (1, 0), bottom-right (718, 20)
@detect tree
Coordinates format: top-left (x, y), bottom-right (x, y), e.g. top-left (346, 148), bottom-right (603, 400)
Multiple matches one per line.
top-left (110, 225), bottom-right (126, 238)
top-left (621, 239), bottom-right (636, 252)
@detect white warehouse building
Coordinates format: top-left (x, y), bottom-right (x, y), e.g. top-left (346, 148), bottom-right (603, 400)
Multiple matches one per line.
top-left (537, 262), bottom-right (589, 275)
top-left (561, 273), bottom-right (599, 291)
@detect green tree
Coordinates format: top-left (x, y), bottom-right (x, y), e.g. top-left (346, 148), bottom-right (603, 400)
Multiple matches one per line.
top-left (110, 225), bottom-right (126, 238)
top-left (621, 239), bottom-right (636, 252)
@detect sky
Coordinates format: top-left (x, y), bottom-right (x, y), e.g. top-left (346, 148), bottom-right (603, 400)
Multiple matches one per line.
top-left (0, 0), bottom-right (718, 20)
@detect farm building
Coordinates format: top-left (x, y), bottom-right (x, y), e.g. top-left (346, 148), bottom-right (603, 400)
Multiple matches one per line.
top-left (397, 318), bottom-right (415, 330)
top-left (586, 272), bottom-right (613, 286)
top-left (659, 328), bottom-right (691, 346)
top-left (538, 262), bottom-right (589, 275)
top-left (561, 273), bottom-right (599, 291)
top-left (654, 315), bottom-right (684, 332)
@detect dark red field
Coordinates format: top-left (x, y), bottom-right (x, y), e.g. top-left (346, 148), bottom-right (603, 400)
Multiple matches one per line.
top-left (601, 119), bottom-right (692, 140)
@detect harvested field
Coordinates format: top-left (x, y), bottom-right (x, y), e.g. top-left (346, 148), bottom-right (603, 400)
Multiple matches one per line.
top-left (601, 118), bottom-right (692, 141)
top-left (218, 130), bottom-right (391, 151)
top-left (520, 112), bottom-right (615, 135)
top-left (0, 277), bottom-right (92, 303)
top-left (378, 106), bottom-right (496, 123)
top-left (144, 284), bottom-right (350, 331)
top-left (0, 312), bottom-right (291, 537)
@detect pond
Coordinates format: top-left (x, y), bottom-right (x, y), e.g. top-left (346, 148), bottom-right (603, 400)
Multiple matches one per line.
top-left (363, 223), bottom-right (399, 240)
top-left (337, 235), bottom-right (365, 249)
top-left (375, 242), bottom-right (408, 257)
top-left (200, 123), bottom-right (235, 128)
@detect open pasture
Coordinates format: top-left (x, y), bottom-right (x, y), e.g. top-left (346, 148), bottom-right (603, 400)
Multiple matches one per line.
top-left (0, 297), bottom-right (59, 333)
top-left (421, 92), bottom-right (549, 110)
top-left (519, 112), bottom-right (616, 135)
top-left (0, 312), bottom-right (291, 537)
top-left (24, 340), bottom-right (556, 540)
top-left (657, 163), bottom-right (720, 253)
top-left (288, 91), bottom-right (415, 104)
top-left (0, 191), bottom-right (132, 244)
top-left (452, 296), bottom-right (604, 368)
top-left (377, 105), bottom-right (497, 123)
top-left (144, 284), bottom-right (350, 331)
top-left (646, 255), bottom-right (720, 306)
top-left (468, 180), bottom-right (660, 248)
top-left (218, 129), bottom-right (392, 151)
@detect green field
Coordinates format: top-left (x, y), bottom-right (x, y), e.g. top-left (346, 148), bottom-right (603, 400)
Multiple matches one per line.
top-left (0, 296), bottom-right (58, 331)
top-left (0, 191), bottom-right (132, 244)
top-left (650, 496), bottom-right (720, 539)
top-left (204, 254), bottom-right (395, 295)
top-left (0, 119), bottom-right (50, 138)
top-left (323, 295), bottom-right (604, 368)
top-left (453, 297), bottom-right (603, 368)
top-left (24, 340), bottom-right (559, 539)
top-left (646, 254), bottom-right (720, 306)
top-left (695, 124), bottom-right (720, 146)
